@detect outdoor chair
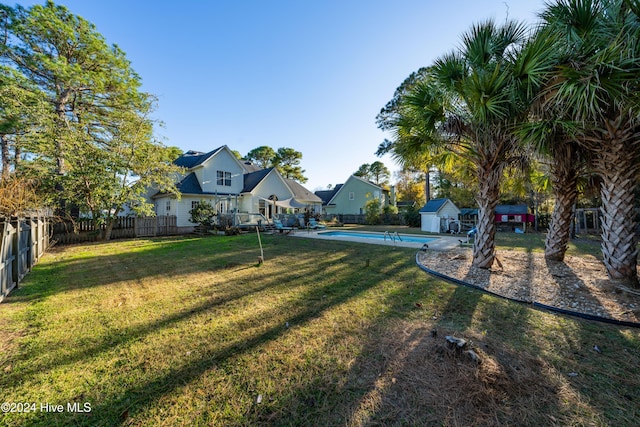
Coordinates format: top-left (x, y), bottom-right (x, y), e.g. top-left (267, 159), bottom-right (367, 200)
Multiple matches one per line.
top-left (273, 219), bottom-right (294, 234)
top-left (298, 217), bottom-right (310, 231)
top-left (308, 218), bottom-right (326, 229)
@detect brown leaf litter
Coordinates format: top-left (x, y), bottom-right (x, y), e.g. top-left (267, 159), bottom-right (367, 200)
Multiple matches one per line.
top-left (417, 248), bottom-right (640, 324)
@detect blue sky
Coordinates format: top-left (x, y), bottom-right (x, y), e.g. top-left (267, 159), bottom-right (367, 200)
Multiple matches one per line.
top-left (14, 0), bottom-right (547, 191)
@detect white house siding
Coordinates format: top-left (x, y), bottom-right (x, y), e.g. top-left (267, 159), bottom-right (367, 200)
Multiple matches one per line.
top-left (439, 203), bottom-right (460, 220)
top-left (421, 214), bottom-right (441, 233)
top-left (420, 200), bottom-right (461, 233)
top-left (249, 171), bottom-right (293, 218)
top-left (197, 149), bottom-right (245, 195)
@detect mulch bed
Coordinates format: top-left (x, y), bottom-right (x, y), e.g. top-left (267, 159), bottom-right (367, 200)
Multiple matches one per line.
top-left (417, 248), bottom-right (640, 324)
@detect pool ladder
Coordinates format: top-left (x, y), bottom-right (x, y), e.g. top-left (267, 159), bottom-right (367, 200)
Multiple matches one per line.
top-left (383, 231), bottom-right (402, 242)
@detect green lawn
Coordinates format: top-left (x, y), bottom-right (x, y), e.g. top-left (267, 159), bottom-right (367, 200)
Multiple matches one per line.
top-left (0, 229), bottom-right (638, 426)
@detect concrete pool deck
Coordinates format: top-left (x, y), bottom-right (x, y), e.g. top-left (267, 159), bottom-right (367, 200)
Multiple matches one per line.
top-left (288, 229), bottom-right (464, 250)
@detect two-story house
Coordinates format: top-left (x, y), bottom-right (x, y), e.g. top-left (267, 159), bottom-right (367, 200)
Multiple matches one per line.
top-left (150, 146), bottom-right (321, 232)
top-left (314, 175), bottom-right (387, 216)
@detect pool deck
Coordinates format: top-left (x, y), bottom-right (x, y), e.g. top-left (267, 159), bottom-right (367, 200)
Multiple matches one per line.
top-left (289, 229), bottom-right (465, 250)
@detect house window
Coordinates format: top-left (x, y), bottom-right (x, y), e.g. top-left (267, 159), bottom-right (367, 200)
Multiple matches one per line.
top-left (191, 201), bottom-right (199, 210)
top-left (349, 192), bottom-right (355, 200)
top-left (217, 170), bottom-right (232, 186)
top-left (166, 200), bottom-right (171, 212)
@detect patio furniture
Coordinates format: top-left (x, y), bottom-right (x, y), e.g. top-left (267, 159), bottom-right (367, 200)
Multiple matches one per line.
top-left (308, 218), bottom-right (326, 229)
top-left (273, 219), bottom-right (294, 234)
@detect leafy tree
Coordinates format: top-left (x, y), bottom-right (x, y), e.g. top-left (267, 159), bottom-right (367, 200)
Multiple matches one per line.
top-left (354, 162), bottom-right (390, 186)
top-left (403, 204), bottom-right (421, 227)
top-left (62, 94), bottom-right (182, 240)
top-left (354, 163), bottom-right (371, 180)
top-left (369, 161), bottom-right (390, 186)
top-left (393, 169), bottom-right (426, 206)
top-left (0, 65), bottom-right (47, 180)
top-left (1, 1), bottom-right (181, 239)
top-left (244, 145), bottom-right (308, 182)
top-left (274, 147), bottom-right (306, 182)
top-left (245, 146), bottom-right (276, 168)
top-left (376, 67), bottom-right (443, 202)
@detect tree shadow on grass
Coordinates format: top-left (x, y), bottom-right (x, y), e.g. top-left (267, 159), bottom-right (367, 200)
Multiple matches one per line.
top-left (73, 247), bottom-right (416, 425)
top-left (1, 239), bottom-right (419, 425)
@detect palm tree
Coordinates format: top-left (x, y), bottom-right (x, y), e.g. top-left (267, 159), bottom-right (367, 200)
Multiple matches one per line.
top-left (520, 119), bottom-right (589, 261)
top-left (376, 68), bottom-right (440, 201)
top-left (430, 20), bottom-right (541, 268)
top-left (540, 0), bottom-right (640, 286)
top-left (379, 20), bottom-right (551, 268)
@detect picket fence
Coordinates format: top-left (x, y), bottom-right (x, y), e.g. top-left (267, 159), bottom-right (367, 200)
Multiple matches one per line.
top-left (0, 216), bottom-right (49, 302)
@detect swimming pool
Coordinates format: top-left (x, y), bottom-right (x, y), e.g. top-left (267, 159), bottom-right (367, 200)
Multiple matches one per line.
top-left (318, 231), bottom-right (435, 244)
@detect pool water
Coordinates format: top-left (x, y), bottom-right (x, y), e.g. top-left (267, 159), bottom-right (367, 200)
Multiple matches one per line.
top-left (318, 231), bottom-right (435, 244)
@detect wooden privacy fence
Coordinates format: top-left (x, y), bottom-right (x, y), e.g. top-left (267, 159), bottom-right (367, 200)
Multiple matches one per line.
top-left (135, 215), bottom-right (177, 237)
top-left (1, 216), bottom-right (49, 302)
top-left (51, 215), bottom-right (177, 244)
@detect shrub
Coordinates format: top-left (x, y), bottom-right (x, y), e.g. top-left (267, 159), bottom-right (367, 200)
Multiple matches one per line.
top-left (189, 200), bottom-right (217, 228)
top-left (364, 198), bottom-right (382, 225)
top-left (403, 205), bottom-right (421, 227)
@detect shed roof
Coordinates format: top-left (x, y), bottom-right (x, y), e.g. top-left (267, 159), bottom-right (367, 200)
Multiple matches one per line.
top-left (495, 205), bottom-right (529, 215)
top-left (419, 198), bottom-right (448, 213)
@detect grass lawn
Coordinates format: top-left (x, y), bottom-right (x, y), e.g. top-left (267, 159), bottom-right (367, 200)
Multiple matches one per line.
top-left (0, 228), bottom-right (639, 426)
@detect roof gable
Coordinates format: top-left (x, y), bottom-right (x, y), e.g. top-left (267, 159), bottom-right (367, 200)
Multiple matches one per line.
top-left (324, 175), bottom-right (381, 205)
top-left (419, 198), bottom-right (460, 214)
top-left (285, 179), bottom-right (322, 203)
top-left (174, 147), bottom-right (224, 169)
top-left (174, 145), bottom-right (245, 171)
top-left (315, 184), bottom-right (342, 205)
top-left (176, 172), bottom-right (203, 194)
top-left (242, 168), bottom-right (274, 192)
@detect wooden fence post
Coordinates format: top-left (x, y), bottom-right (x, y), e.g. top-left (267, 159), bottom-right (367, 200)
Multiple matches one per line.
top-left (11, 218), bottom-right (20, 289)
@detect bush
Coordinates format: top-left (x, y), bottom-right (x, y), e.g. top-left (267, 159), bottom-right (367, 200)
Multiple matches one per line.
top-left (364, 198), bottom-right (382, 225)
top-left (403, 205), bottom-right (421, 228)
top-left (189, 200), bottom-right (217, 228)
top-left (0, 176), bottom-right (43, 217)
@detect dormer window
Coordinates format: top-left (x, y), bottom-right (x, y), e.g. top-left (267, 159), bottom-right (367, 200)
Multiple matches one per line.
top-left (217, 170), bottom-right (232, 186)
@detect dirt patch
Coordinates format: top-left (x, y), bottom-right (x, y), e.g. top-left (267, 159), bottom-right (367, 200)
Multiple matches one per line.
top-left (418, 248), bottom-right (640, 323)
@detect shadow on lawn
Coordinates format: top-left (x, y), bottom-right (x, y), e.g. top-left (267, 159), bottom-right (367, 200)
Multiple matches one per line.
top-left (7, 236), bottom-right (640, 425)
top-left (76, 245), bottom-right (416, 424)
top-left (6, 236), bottom-right (280, 303)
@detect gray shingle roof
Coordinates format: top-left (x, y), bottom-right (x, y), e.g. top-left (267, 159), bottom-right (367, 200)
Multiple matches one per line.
top-left (419, 198), bottom-right (448, 213)
top-left (314, 184), bottom-right (342, 205)
top-left (176, 172), bottom-right (202, 194)
top-left (174, 147), bottom-right (224, 169)
top-left (242, 168), bottom-right (273, 192)
top-left (285, 179), bottom-right (322, 203)
top-left (495, 205), bottom-right (528, 215)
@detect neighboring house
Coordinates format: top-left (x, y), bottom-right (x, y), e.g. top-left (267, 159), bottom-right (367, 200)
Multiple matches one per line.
top-left (315, 175), bottom-right (387, 216)
top-left (419, 198), bottom-right (461, 233)
top-left (149, 146), bottom-right (321, 232)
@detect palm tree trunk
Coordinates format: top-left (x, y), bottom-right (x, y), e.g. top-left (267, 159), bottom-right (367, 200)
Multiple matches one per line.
top-left (545, 144), bottom-right (579, 261)
top-left (473, 164), bottom-right (501, 269)
top-left (596, 140), bottom-right (639, 288)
